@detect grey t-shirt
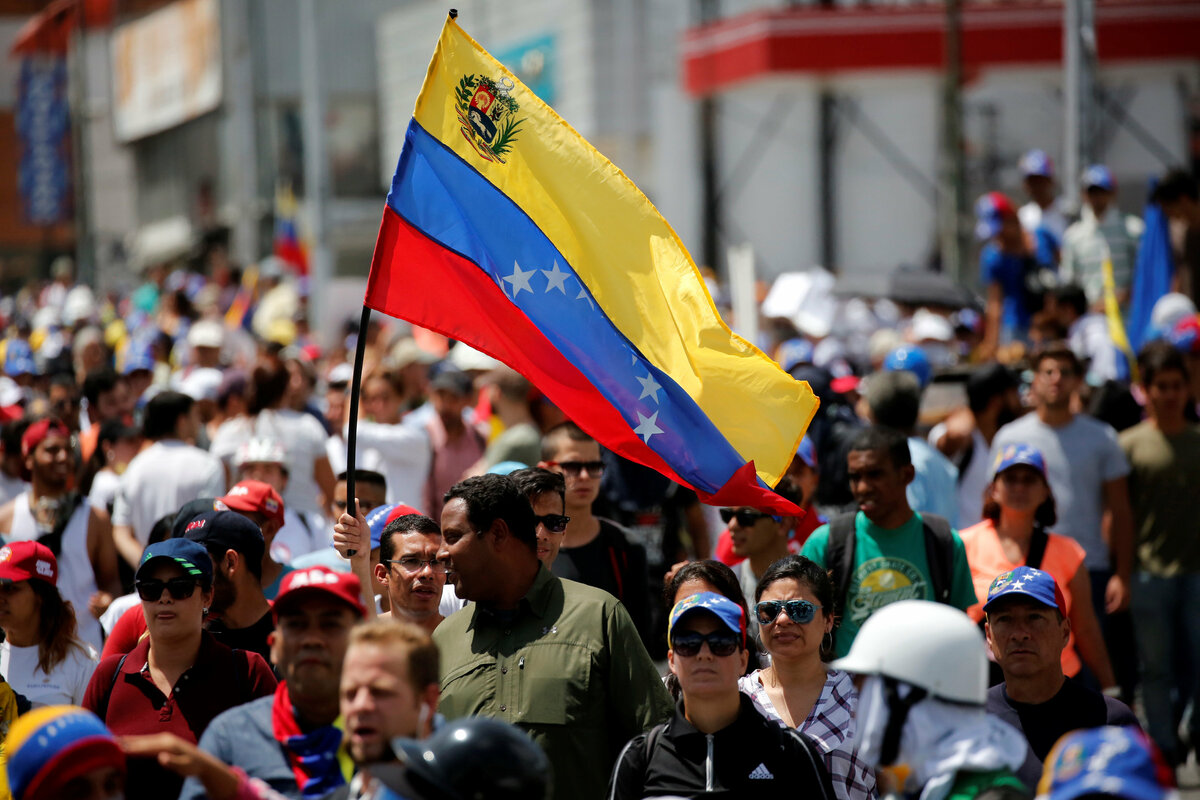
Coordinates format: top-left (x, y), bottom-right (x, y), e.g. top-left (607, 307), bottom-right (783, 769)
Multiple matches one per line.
top-left (179, 696), bottom-right (299, 800)
top-left (990, 413), bottom-right (1129, 570)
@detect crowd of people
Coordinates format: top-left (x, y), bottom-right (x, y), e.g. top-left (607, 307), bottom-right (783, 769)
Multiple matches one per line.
top-left (0, 154), bottom-right (1194, 800)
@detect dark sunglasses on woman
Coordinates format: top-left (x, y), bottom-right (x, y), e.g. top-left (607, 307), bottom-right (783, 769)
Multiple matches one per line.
top-left (135, 578), bottom-right (201, 602)
top-left (756, 599), bottom-right (822, 626)
top-left (671, 629), bottom-right (741, 658)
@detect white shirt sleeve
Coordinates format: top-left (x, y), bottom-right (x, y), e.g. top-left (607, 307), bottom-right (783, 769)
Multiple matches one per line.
top-left (345, 419), bottom-right (431, 464)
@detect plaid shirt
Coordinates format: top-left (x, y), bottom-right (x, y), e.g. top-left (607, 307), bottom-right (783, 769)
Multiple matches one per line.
top-left (739, 668), bottom-right (878, 800)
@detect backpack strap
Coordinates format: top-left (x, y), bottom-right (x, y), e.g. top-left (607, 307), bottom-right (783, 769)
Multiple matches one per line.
top-left (1025, 524), bottom-right (1049, 571)
top-left (920, 513), bottom-right (955, 605)
top-left (826, 513), bottom-right (858, 645)
top-left (98, 652), bottom-right (130, 722)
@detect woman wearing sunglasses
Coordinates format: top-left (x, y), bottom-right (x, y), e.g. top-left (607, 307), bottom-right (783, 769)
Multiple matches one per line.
top-left (83, 538), bottom-right (277, 800)
top-left (740, 555), bottom-right (877, 800)
top-left (609, 591), bottom-right (835, 800)
top-left (0, 541), bottom-right (97, 708)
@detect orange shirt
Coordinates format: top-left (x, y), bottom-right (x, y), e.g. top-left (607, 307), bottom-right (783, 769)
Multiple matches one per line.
top-left (960, 519), bottom-right (1087, 677)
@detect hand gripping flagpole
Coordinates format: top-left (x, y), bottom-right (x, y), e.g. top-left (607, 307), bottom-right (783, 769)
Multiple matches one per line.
top-left (343, 305), bottom-right (372, 556)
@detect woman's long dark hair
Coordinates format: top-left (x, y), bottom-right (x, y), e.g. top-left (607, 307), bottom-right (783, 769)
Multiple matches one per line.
top-left (981, 471), bottom-right (1057, 529)
top-left (755, 554), bottom-right (837, 662)
top-left (28, 580), bottom-right (88, 675)
top-left (662, 560), bottom-right (759, 699)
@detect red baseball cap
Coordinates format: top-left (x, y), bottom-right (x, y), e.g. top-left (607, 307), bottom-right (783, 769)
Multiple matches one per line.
top-left (20, 418), bottom-right (71, 481)
top-left (272, 566), bottom-right (366, 620)
top-left (220, 480), bottom-right (286, 527)
top-left (0, 541), bottom-right (58, 586)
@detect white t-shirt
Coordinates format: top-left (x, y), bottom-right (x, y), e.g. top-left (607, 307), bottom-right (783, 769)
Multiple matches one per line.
top-left (88, 469), bottom-right (121, 513)
top-left (324, 435), bottom-right (385, 481)
top-left (112, 440), bottom-right (226, 545)
top-left (0, 640), bottom-right (97, 707)
top-left (345, 419), bottom-right (432, 509)
top-left (0, 473), bottom-right (28, 508)
top-left (247, 410), bottom-right (330, 517)
top-left (271, 508), bottom-right (328, 563)
top-left (100, 592), bottom-right (141, 636)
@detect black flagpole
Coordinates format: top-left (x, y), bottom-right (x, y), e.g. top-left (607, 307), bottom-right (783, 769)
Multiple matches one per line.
top-left (343, 305), bottom-right (372, 556)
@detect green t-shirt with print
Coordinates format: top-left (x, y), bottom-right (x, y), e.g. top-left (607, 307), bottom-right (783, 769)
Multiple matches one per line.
top-left (800, 510), bottom-right (977, 657)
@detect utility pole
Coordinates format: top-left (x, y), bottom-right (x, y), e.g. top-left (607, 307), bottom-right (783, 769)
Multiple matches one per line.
top-left (697, 0), bottom-right (720, 274)
top-left (299, 0), bottom-right (332, 342)
top-left (1063, 0), bottom-right (1096, 215)
top-left (937, 0), bottom-right (966, 282)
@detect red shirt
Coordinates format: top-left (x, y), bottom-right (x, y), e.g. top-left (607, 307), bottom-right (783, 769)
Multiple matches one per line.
top-left (83, 632), bottom-right (277, 800)
top-left (100, 603), bottom-right (148, 660)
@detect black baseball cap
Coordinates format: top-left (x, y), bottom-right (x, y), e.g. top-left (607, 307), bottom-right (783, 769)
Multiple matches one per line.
top-left (181, 510), bottom-right (265, 566)
top-left (171, 498), bottom-right (221, 540)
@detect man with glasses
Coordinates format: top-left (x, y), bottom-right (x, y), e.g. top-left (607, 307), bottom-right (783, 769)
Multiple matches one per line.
top-left (509, 467), bottom-right (569, 568)
top-left (990, 343), bottom-right (1135, 698)
top-left (721, 487), bottom-right (796, 638)
top-left (377, 513), bottom-right (448, 634)
top-left (539, 422), bottom-right (652, 644)
top-left (435, 474), bottom-right (672, 800)
top-left (609, 592), bottom-right (835, 799)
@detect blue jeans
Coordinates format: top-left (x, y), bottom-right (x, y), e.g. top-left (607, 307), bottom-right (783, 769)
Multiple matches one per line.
top-left (1131, 571), bottom-right (1200, 763)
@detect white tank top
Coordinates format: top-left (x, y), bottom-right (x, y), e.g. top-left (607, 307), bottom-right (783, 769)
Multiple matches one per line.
top-left (8, 492), bottom-right (104, 651)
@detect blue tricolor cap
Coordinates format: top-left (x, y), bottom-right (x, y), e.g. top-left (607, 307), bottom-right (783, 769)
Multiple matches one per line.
top-left (776, 338), bottom-right (815, 373)
top-left (1081, 164), bottom-right (1115, 192)
top-left (883, 344), bottom-right (932, 388)
top-left (991, 443), bottom-right (1047, 480)
top-left (796, 436), bottom-right (817, 470)
top-left (366, 504), bottom-right (400, 550)
top-left (668, 591), bottom-right (746, 648)
top-left (4, 339), bottom-right (36, 377)
top-left (983, 566), bottom-right (1065, 615)
top-left (1019, 149), bottom-right (1054, 178)
top-left (135, 538), bottom-right (214, 585)
top-left (1037, 726), bottom-right (1175, 800)
top-left (122, 341), bottom-right (155, 374)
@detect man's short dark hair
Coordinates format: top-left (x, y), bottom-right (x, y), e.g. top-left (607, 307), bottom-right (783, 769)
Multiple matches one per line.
top-left (1053, 284), bottom-right (1089, 319)
top-left (509, 467), bottom-right (565, 506)
top-left (1152, 169), bottom-right (1198, 205)
top-left (82, 368), bottom-right (119, 409)
top-left (444, 474), bottom-right (537, 551)
top-left (848, 425), bottom-right (911, 469)
top-left (335, 469), bottom-right (388, 494)
top-left (864, 371), bottom-right (921, 432)
top-left (142, 391), bottom-right (194, 440)
top-left (540, 421), bottom-right (596, 462)
top-left (1139, 339), bottom-right (1189, 387)
top-left (0, 418), bottom-right (31, 458)
top-left (966, 364), bottom-right (1018, 414)
top-left (380, 514), bottom-right (442, 562)
top-left (1031, 342), bottom-right (1083, 376)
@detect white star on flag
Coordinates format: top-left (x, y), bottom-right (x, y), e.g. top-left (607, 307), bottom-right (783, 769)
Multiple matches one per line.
top-left (541, 262), bottom-right (570, 294)
top-left (636, 373), bottom-right (662, 404)
top-left (503, 261), bottom-right (535, 297)
top-left (633, 410), bottom-right (663, 444)
top-left (575, 286), bottom-right (594, 310)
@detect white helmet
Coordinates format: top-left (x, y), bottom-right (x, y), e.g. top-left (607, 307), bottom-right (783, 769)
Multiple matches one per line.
top-left (233, 437), bottom-right (287, 469)
top-left (831, 600), bottom-right (986, 705)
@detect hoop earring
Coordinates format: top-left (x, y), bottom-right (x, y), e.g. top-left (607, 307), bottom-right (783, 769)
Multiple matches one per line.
top-left (822, 631), bottom-right (834, 653)
top-left (202, 607), bottom-right (210, 615)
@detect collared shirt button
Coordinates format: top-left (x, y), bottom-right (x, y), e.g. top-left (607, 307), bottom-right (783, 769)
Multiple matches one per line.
top-left (501, 666), bottom-right (508, 674)
top-left (500, 705), bottom-right (506, 712)
top-left (503, 629), bottom-right (511, 636)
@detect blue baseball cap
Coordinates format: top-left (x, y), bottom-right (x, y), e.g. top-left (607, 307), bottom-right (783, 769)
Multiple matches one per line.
top-left (1019, 149), bottom-right (1054, 178)
top-left (991, 443), bottom-right (1047, 480)
top-left (1081, 164), bottom-right (1115, 192)
top-left (122, 342), bottom-right (155, 374)
top-left (974, 191), bottom-right (1017, 241)
top-left (796, 436), bottom-right (817, 470)
top-left (776, 338), bottom-right (815, 373)
top-left (668, 591), bottom-right (746, 648)
top-left (883, 344), bottom-right (932, 388)
top-left (366, 504), bottom-right (400, 550)
top-left (4, 340), bottom-right (36, 377)
top-left (487, 461), bottom-right (527, 476)
top-left (135, 538), bottom-right (214, 585)
top-left (1037, 726), bottom-right (1174, 800)
top-left (983, 566), bottom-right (1065, 615)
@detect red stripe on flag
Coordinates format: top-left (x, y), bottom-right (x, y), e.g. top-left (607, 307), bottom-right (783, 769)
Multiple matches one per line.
top-left (365, 208), bottom-right (799, 515)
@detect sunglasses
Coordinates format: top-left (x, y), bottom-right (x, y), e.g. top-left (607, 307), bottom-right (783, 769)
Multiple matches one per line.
top-left (550, 460), bottom-right (606, 477)
top-left (135, 578), bottom-right (201, 602)
top-left (719, 508), bottom-right (780, 527)
top-left (756, 599), bottom-right (822, 626)
top-left (671, 629), bottom-right (741, 658)
top-left (534, 513), bottom-right (570, 533)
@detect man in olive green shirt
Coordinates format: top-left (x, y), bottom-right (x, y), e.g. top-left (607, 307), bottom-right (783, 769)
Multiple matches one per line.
top-left (434, 474), bottom-right (673, 800)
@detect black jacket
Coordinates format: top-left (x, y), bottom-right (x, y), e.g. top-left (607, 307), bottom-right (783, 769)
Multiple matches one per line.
top-left (608, 695), bottom-right (836, 799)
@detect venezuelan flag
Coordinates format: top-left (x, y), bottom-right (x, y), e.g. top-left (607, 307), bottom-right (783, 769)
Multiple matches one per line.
top-left (365, 15), bottom-right (817, 513)
top-left (273, 183), bottom-right (309, 276)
